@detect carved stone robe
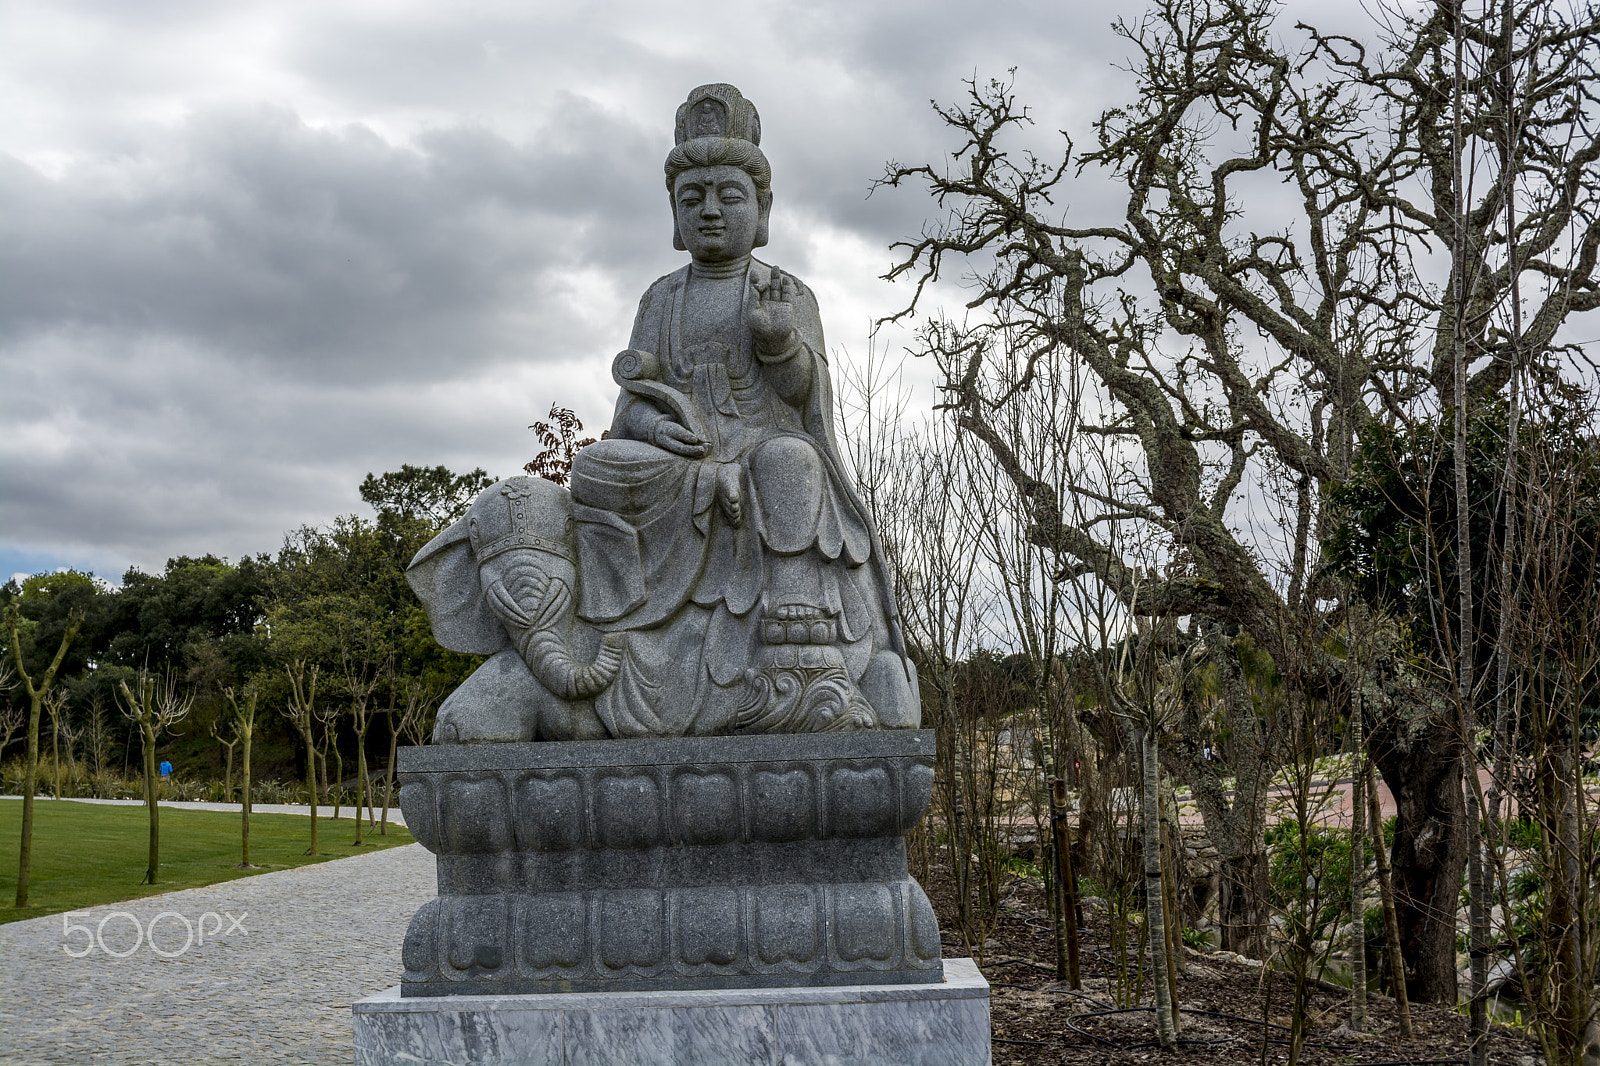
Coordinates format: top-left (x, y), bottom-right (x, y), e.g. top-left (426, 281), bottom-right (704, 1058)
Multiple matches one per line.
top-left (569, 259), bottom-right (913, 736)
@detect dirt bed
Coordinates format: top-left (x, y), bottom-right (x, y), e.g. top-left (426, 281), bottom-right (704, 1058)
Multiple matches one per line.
top-left (921, 865), bottom-right (1543, 1065)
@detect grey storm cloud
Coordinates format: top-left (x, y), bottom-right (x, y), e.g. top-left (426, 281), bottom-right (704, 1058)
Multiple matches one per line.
top-left (2, 99), bottom-right (667, 386)
top-left (0, 98), bottom-right (678, 575)
top-left (0, 0), bottom-right (1369, 582)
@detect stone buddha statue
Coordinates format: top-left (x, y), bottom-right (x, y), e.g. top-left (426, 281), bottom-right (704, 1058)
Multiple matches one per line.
top-left (408, 83), bottom-right (919, 741)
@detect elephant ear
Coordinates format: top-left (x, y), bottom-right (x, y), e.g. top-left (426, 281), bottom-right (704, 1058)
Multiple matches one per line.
top-left (407, 516), bottom-right (511, 655)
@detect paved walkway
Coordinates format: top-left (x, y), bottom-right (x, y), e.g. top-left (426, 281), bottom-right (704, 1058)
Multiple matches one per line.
top-left (0, 842), bottom-right (435, 1065)
top-left (0, 796), bottom-right (406, 826)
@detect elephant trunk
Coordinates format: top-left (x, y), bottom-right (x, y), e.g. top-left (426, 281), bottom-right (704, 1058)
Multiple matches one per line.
top-left (481, 560), bottom-right (623, 702)
top-left (517, 627), bottom-right (624, 700)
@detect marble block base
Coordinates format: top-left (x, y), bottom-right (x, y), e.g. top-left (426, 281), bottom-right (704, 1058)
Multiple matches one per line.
top-left (352, 956), bottom-right (991, 1066)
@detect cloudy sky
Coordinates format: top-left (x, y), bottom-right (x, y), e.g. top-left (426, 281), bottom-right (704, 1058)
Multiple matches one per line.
top-left (2, 0), bottom-right (1370, 585)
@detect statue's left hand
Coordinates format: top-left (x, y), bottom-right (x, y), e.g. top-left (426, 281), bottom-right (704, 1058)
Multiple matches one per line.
top-left (748, 265), bottom-right (799, 361)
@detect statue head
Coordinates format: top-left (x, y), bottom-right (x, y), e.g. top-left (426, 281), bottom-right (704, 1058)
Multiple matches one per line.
top-left (664, 84), bottom-right (772, 254)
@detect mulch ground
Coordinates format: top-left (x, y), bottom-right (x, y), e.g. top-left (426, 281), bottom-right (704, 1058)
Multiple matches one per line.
top-left (920, 863), bottom-right (1543, 1065)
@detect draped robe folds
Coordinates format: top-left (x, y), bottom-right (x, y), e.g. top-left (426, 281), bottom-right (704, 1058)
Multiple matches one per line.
top-left (569, 259), bottom-right (911, 737)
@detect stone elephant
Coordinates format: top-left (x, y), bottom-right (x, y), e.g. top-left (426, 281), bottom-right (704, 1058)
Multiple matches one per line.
top-left (406, 475), bottom-right (622, 743)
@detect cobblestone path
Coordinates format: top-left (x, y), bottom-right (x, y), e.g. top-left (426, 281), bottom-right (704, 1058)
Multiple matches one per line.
top-left (0, 842), bottom-right (434, 1065)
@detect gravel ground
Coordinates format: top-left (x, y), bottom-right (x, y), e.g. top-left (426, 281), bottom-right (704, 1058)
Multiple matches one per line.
top-left (0, 842), bottom-right (434, 1066)
top-left (923, 860), bottom-right (1545, 1066)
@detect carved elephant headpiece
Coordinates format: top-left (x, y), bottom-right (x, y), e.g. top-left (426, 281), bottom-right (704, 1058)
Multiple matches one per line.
top-left (407, 476), bottom-right (620, 732)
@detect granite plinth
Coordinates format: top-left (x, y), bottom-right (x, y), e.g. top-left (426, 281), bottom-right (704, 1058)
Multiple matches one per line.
top-left (398, 730), bottom-right (942, 995)
top-left (353, 957), bottom-right (991, 1066)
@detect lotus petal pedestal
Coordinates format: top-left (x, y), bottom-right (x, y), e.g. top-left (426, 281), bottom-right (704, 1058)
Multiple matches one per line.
top-left (394, 730), bottom-right (945, 994)
top-left (351, 730), bottom-right (990, 1064)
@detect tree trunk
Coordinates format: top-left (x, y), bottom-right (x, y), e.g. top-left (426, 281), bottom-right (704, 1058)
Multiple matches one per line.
top-left (381, 713), bottom-right (399, 835)
top-left (51, 711), bottom-right (61, 800)
top-left (1160, 794), bottom-right (1185, 1006)
top-left (1449, 3), bottom-right (1483, 1048)
top-left (239, 723), bottom-right (252, 868)
top-left (365, 733), bottom-right (377, 828)
top-left (1350, 696), bottom-right (1367, 1031)
top-left (1218, 852), bottom-right (1267, 956)
top-left (1537, 732), bottom-right (1584, 1064)
top-left (1050, 777), bottom-right (1082, 988)
top-left (1141, 727), bottom-right (1178, 1049)
top-left (353, 721), bottom-right (367, 846)
top-left (1370, 715), bottom-right (1466, 1003)
top-left (1367, 763), bottom-right (1413, 1038)
top-left (14, 693), bottom-right (42, 907)
top-left (141, 723), bottom-right (160, 885)
top-left (329, 741), bottom-right (342, 821)
top-left (303, 729), bottom-right (319, 856)
top-left (1163, 634), bottom-right (1272, 958)
top-left (1466, 773), bottom-right (1491, 1066)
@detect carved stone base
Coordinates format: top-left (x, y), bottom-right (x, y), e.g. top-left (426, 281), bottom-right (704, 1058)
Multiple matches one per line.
top-left (353, 959), bottom-right (991, 1066)
top-left (398, 730), bottom-right (942, 996)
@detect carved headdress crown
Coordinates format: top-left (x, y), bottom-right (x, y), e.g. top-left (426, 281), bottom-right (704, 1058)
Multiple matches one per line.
top-left (674, 84), bottom-right (761, 146)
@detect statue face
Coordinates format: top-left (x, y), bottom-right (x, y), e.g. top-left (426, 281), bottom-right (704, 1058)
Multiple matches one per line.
top-left (672, 165), bottom-right (768, 263)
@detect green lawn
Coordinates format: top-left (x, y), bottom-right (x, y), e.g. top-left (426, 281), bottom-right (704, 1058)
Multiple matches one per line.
top-left (0, 800), bottom-right (414, 924)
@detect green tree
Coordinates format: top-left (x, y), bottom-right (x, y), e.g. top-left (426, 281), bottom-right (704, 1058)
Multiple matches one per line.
top-left (272, 508), bottom-right (443, 843)
top-left (359, 464), bottom-right (492, 528)
top-left (107, 555), bottom-right (271, 675)
top-left (102, 555), bottom-right (272, 777)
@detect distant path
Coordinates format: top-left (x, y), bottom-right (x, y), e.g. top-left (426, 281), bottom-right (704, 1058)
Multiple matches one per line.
top-left (0, 796), bottom-right (406, 826)
top-left (0, 842), bottom-right (433, 1065)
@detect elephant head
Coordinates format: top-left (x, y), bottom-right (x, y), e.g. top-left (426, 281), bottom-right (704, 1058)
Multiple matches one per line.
top-left (465, 477), bottom-right (622, 701)
top-left (407, 476), bottom-right (622, 742)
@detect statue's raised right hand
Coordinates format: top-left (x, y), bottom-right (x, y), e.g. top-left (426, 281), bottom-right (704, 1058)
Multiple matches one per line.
top-left (651, 417), bottom-right (710, 458)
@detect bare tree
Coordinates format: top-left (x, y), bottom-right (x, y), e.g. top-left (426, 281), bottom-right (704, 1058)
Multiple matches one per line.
top-left (316, 699), bottom-right (341, 821)
top-left (6, 605), bottom-right (82, 907)
top-left (949, 329), bottom-right (1089, 982)
top-left (44, 690), bottom-right (68, 800)
top-left (1093, 602), bottom-right (1196, 1052)
top-left (875, 0), bottom-right (1599, 1002)
top-left (224, 684), bottom-right (259, 868)
top-left (382, 674), bottom-right (438, 835)
top-left (0, 703), bottom-right (22, 760)
top-left (82, 696), bottom-right (111, 781)
top-left (283, 660), bottom-right (322, 855)
top-left (1499, 406), bottom-right (1600, 1066)
top-left (339, 646), bottom-right (385, 846)
top-left (399, 688), bottom-right (438, 749)
top-left (209, 714), bottom-right (240, 802)
top-left (893, 426), bottom-right (996, 958)
top-left (1366, 761), bottom-right (1413, 1038)
top-left (58, 710), bottom-right (82, 794)
top-left (837, 348), bottom-right (1013, 958)
top-left (0, 656), bottom-right (22, 762)
top-left (117, 669), bottom-right (194, 886)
